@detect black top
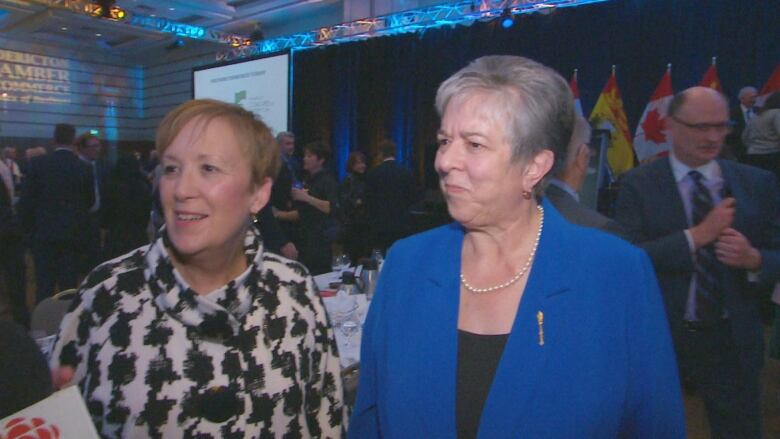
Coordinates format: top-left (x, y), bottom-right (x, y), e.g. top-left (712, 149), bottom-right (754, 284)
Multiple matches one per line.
top-left (298, 169), bottom-right (338, 237)
top-left (456, 330), bottom-right (509, 439)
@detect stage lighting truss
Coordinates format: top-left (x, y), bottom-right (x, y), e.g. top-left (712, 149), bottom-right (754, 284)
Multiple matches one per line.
top-left (25, 0), bottom-right (248, 46)
top-left (217, 0), bottom-right (611, 62)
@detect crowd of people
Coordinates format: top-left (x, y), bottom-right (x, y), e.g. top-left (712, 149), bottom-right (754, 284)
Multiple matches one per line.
top-left (0, 54), bottom-right (778, 438)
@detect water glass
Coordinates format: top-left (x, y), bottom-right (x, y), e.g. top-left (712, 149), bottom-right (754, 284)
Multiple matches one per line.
top-left (332, 253), bottom-right (351, 274)
top-left (339, 316), bottom-right (360, 347)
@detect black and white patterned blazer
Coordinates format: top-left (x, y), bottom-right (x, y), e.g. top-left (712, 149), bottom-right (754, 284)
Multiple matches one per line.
top-left (50, 228), bottom-right (346, 438)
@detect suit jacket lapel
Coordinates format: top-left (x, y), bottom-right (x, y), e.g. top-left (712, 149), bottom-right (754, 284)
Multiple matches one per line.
top-left (417, 223), bottom-right (462, 437)
top-left (478, 199), bottom-right (571, 438)
top-left (718, 159), bottom-right (748, 232)
top-left (656, 159), bottom-right (690, 233)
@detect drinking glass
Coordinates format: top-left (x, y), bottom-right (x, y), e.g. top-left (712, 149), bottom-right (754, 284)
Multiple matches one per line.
top-left (371, 249), bottom-right (384, 267)
top-left (339, 313), bottom-right (360, 347)
top-left (332, 253), bottom-right (351, 274)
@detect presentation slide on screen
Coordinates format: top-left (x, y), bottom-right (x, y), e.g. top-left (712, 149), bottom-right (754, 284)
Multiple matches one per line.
top-left (194, 53), bottom-right (289, 135)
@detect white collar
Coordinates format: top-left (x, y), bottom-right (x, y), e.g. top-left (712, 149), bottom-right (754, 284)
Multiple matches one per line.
top-left (548, 178), bottom-right (579, 201)
top-left (668, 151), bottom-right (721, 183)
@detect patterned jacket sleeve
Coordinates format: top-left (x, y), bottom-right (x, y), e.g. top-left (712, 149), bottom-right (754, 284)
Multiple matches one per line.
top-left (305, 275), bottom-right (348, 438)
top-left (49, 288), bottom-right (93, 391)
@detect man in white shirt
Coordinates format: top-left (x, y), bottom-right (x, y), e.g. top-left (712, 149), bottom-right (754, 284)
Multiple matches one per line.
top-left (725, 86), bottom-right (757, 162)
top-left (616, 86), bottom-right (780, 438)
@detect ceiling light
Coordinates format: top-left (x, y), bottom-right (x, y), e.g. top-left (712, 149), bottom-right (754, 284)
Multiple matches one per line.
top-left (169, 7), bottom-right (175, 11)
top-left (95, 33), bottom-right (102, 36)
top-left (500, 8), bottom-right (514, 29)
top-left (61, 26), bottom-right (68, 31)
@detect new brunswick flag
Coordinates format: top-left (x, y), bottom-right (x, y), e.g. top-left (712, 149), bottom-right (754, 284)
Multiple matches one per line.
top-left (589, 67), bottom-right (634, 176)
top-left (700, 57), bottom-right (722, 91)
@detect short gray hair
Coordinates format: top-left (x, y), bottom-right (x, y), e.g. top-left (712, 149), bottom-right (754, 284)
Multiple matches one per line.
top-left (738, 86), bottom-right (757, 99)
top-left (557, 116), bottom-right (591, 175)
top-left (435, 55), bottom-right (574, 195)
top-left (276, 131), bottom-right (294, 142)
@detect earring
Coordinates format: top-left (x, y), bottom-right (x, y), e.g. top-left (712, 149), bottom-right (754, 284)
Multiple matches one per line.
top-left (522, 190), bottom-right (532, 200)
top-left (251, 212), bottom-right (259, 224)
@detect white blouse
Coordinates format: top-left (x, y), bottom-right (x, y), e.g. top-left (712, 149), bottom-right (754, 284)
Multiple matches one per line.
top-left (50, 228), bottom-right (346, 438)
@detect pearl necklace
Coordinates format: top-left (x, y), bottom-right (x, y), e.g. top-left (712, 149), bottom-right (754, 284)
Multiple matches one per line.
top-left (460, 204), bottom-right (544, 294)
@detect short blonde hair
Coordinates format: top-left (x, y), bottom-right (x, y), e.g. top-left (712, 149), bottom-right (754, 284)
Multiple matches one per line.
top-left (156, 99), bottom-right (280, 186)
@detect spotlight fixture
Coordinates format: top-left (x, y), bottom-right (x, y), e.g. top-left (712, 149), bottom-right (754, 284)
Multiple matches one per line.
top-left (88, 1), bottom-right (126, 20)
top-left (500, 8), bottom-right (514, 29)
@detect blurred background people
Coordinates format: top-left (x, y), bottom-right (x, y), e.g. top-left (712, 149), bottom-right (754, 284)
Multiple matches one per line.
top-left (270, 131), bottom-right (301, 258)
top-left (365, 139), bottom-right (417, 253)
top-left (18, 123), bottom-right (93, 304)
top-left (2, 147), bottom-right (22, 193)
top-left (339, 151), bottom-right (370, 262)
top-left (292, 141), bottom-right (338, 275)
top-left (545, 116), bottom-right (627, 238)
top-left (725, 86), bottom-right (758, 162)
top-left (102, 154), bottom-right (153, 260)
top-left (75, 133), bottom-right (108, 276)
top-left (50, 99), bottom-right (345, 437)
top-left (743, 91), bottom-right (780, 182)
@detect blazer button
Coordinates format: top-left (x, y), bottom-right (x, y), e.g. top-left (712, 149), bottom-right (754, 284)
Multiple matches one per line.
top-left (201, 385), bottom-right (240, 423)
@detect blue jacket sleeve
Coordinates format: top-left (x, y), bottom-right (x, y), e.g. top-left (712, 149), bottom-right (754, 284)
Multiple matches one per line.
top-left (348, 248), bottom-right (392, 439)
top-left (620, 250), bottom-right (686, 438)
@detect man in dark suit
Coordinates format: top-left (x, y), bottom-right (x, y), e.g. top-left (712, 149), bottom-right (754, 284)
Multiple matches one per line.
top-left (18, 123), bottom-right (94, 303)
top-left (269, 131), bottom-right (299, 260)
top-left (75, 133), bottom-right (107, 275)
top-left (546, 116), bottom-right (626, 239)
top-left (616, 86), bottom-right (780, 438)
top-left (365, 139), bottom-right (417, 252)
top-left (725, 86), bottom-right (757, 162)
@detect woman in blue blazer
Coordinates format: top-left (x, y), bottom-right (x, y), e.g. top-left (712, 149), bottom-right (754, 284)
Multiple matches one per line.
top-left (349, 56), bottom-right (685, 439)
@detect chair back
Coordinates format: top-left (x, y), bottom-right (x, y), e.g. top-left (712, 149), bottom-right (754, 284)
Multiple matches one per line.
top-left (30, 289), bottom-right (78, 337)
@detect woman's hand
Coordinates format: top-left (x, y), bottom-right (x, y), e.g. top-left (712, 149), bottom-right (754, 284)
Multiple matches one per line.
top-left (52, 366), bottom-right (75, 390)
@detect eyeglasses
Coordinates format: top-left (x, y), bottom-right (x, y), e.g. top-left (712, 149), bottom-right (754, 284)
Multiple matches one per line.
top-left (670, 116), bottom-right (734, 133)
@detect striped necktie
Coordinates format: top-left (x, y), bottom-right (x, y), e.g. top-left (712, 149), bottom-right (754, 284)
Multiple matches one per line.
top-left (689, 170), bottom-right (723, 324)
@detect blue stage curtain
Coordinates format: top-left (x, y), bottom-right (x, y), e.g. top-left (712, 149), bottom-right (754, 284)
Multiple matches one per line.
top-left (291, 0), bottom-right (780, 183)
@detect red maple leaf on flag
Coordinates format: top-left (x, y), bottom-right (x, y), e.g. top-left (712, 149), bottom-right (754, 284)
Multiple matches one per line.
top-left (641, 108), bottom-right (666, 143)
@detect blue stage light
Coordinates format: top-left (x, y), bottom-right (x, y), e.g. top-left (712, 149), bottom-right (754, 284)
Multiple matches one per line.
top-left (500, 8), bottom-right (514, 28)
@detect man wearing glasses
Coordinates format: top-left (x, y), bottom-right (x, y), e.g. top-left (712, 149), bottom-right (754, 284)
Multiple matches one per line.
top-left (616, 86), bottom-right (780, 438)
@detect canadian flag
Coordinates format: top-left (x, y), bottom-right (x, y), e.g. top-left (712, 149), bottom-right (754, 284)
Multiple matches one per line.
top-left (633, 66), bottom-right (674, 162)
top-left (569, 69), bottom-right (584, 117)
top-left (700, 57), bottom-right (722, 91)
top-left (757, 63), bottom-right (780, 108)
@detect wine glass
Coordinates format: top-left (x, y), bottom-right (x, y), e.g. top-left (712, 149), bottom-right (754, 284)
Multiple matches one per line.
top-left (332, 253), bottom-right (351, 275)
top-left (339, 312), bottom-right (360, 347)
top-left (371, 249), bottom-right (384, 267)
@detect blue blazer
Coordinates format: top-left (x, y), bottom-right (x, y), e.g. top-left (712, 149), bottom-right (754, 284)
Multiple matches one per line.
top-left (350, 200), bottom-right (685, 438)
top-left (615, 158), bottom-right (780, 373)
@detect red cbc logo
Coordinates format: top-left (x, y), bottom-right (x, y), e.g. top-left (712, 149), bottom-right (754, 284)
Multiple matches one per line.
top-left (0, 417), bottom-right (60, 439)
